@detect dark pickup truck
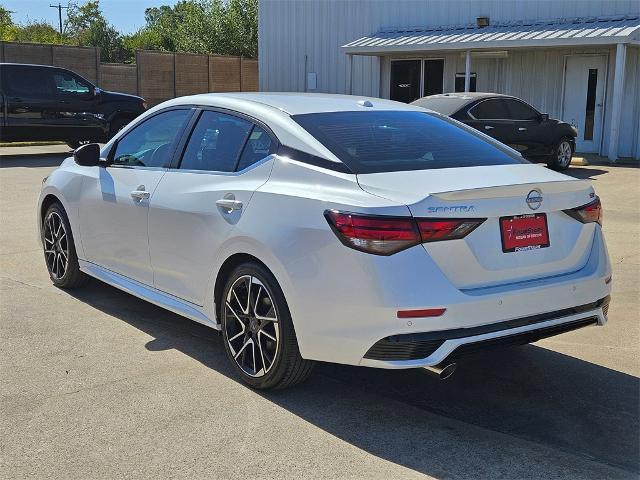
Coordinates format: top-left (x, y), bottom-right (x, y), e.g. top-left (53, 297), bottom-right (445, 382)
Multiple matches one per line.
top-left (0, 63), bottom-right (146, 148)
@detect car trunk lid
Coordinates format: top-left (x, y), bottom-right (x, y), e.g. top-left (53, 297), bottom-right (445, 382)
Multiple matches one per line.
top-left (357, 164), bottom-right (597, 290)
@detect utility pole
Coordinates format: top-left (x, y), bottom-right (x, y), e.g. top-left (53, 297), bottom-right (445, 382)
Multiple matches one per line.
top-left (49, 3), bottom-right (69, 39)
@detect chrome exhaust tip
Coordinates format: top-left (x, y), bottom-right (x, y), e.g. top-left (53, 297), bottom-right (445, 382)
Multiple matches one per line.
top-left (423, 363), bottom-right (457, 380)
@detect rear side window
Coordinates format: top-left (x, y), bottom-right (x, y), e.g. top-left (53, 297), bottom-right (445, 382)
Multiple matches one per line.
top-left (237, 126), bottom-right (274, 171)
top-left (179, 111), bottom-right (251, 172)
top-left (292, 110), bottom-right (524, 174)
top-left (112, 109), bottom-right (190, 168)
top-left (1, 66), bottom-right (53, 98)
top-left (504, 99), bottom-right (540, 121)
top-left (469, 99), bottom-right (510, 120)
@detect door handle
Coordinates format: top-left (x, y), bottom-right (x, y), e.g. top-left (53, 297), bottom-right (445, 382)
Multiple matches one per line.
top-left (130, 185), bottom-right (150, 201)
top-left (518, 127), bottom-right (527, 131)
top-left (216, 197), bottom-right (243, 213)
top-left (484, 125), bottom-right (494, 130)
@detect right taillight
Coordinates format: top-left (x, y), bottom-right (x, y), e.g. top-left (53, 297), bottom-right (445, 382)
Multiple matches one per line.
top-left (564, 197), bottom-right (602, 225)
top-left (324, 210), bottom-right (485, 255)
top-left (416, 219), bottom-right (485, 242)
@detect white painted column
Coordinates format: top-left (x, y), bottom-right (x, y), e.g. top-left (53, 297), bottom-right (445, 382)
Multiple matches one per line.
top-left (608, 43), bottom-right (627, 162)
top-left (464, 50), bottom-right (471, 92)
top-left (347, 54), bottom-right (353, 95)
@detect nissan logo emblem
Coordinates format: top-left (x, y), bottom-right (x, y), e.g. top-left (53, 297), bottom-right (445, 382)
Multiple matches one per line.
top-left (526, 189), bottom-right (543, 210)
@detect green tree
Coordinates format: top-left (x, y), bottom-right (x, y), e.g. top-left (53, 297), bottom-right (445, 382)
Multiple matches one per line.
top-left (11, 22), bottom-right (60, 43)
top-left (1, 0), bottom-right (258, 61)
top-left (64, 0), bottom-right (102, 41)
top-left (0, 5), bottom-right (18, 40)
top-left (83, 19), bottom-right (127, 63)
top-left (128, 0), bottom-right (258, 58)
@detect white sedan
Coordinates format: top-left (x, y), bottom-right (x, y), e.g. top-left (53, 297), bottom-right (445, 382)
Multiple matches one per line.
top-left (38, 93), bottom-right (612, 389)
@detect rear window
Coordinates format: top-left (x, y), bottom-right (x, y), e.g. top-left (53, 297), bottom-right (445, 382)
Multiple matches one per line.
top-left (292, 111), bottom-right (524, 174)
top-left (411, 96), bottom-right (469, 116)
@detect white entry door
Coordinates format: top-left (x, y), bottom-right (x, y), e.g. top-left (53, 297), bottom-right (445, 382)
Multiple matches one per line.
top-left (562, 55), bottom-right (606, 153)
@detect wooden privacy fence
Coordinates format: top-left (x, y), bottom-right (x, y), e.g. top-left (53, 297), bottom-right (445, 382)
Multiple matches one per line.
top-left (0, 42), bottom-right (100, 84)
top-left (0, 42), bottom-right (259, 106)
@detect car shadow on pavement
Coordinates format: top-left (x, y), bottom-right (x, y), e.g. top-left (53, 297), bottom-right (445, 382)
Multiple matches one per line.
top-left (0, 153), bottom-right (70, 168)
top-left (68, 278), bottom-right (640, 478)
top-left (564, 167), bottom-right (609, 180)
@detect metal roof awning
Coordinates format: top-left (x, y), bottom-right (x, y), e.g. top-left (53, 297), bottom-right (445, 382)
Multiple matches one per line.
top-left (342, 15), bottom-right (640, 55)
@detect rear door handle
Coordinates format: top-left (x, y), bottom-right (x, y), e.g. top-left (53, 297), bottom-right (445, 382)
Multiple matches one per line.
top-left (484, 125), bottom-right (494, 130)
top-left (518, 127), bottom-right (527, 131)
top-left (216, 198), bottom-right (243, 213)
top-left (130, 185), bottom-right (150, 201)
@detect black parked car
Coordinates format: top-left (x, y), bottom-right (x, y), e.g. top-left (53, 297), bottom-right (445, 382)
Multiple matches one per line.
top-left (412, 92), bottom-right (577, 170)
top-left (0, 63), bottom-right (146, 148)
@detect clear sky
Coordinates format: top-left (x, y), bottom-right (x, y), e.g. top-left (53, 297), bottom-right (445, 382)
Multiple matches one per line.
top-left (2, 0), bottom-right (179, 34)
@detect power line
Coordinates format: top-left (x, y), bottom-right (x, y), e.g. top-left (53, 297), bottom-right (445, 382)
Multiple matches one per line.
top-left (49, 3), bottom-right (69, 37)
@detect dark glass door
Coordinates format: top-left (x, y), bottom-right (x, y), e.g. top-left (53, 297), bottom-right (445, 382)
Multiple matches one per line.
top-left (423, 59), bottom-right (444, 97)
top-left (390, 60), bottom-right (421, 103)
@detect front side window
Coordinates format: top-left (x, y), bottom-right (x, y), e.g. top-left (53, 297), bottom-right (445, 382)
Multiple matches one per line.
top-left (53, 71), bottom-right (92, 98)
top-left (111, 109), bottom-right (190, 168)
top-left (292, 111), bottom-right (524, 174)
top-left (179, 111), bottom-right (251, 172)
top-left (470, 99), bottom-right (510, 120)
top-left (504, 99), bottom-right (539, 121)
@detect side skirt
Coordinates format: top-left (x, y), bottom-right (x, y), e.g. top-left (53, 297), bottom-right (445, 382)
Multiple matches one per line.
top-left (79, 260), bottom-right (220, 330)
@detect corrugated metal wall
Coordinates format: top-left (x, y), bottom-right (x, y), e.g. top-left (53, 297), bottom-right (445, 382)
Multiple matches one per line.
top-left (259, 0), bottom-right (640, 158)
top-left (259, 0), bottom-right (639, 94)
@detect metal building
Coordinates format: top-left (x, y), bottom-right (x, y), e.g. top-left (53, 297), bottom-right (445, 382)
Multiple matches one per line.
top-left (259, 0), bottom-right (640, 160)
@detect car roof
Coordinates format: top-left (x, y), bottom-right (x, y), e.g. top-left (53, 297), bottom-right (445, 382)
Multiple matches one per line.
top-left (1, 62), bottom-right (67, 69)
top-left (411, 92), bottom-right (513, 115)
top-left (130, 93), bottom-right (438, 171)
top-left (164, 92), bottom-right (427, 116)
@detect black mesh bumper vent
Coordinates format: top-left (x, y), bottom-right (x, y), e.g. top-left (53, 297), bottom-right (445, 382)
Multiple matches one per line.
top-left (364, 296), bottom-right (609, 362)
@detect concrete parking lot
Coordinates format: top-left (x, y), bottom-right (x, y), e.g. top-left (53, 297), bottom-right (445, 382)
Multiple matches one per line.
top-left (1, 148), bottom-right (638, 479)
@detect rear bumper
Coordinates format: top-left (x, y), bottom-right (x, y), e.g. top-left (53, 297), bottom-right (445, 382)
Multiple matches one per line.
top-left (284, 219), bottom-right (611, 368)
top-left (361, 296), bottom-right (609, 368)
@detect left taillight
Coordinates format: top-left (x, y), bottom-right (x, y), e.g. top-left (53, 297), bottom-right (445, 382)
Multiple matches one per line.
top-left (324, 210), bottom-right (485, 256)
top-left (324, 210), bottom-right (420, 255)
top-left (564, 196), bottom-right (602, 225)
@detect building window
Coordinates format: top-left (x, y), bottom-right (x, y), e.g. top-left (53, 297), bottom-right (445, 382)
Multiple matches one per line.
top-left (455, 72), bottom-right (477, 92)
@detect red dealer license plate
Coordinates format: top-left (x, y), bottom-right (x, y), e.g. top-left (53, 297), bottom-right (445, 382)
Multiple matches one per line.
top-left (499, 213), bottom-right (550, 253)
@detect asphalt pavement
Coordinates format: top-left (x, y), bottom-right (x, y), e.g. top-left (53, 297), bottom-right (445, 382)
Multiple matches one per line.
top-left (1, 148), bottom-right (638, 479)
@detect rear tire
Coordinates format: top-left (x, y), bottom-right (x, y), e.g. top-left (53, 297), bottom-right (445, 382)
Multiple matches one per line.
top-left (547, 137), bottom-right (573, 171)
top-left (221, 262), bottom-right (315, 390)
top-left (66, 140), bottom-right (90, 150)
top-left (42, 203), bottom-right (87, 289)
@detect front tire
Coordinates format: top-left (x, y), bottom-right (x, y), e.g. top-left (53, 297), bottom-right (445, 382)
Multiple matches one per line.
top-left (548, 137), bottom-right (573, 170)
top-left (221, 262), bottom-right (315, 389)
top-left (42, 203), bottom-right (87, 289)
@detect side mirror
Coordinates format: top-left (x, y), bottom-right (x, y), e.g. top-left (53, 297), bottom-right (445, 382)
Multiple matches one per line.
top-left (93, 87), bottom-right (102, 97)
top-left (540, 113), bottom-right (549, 122)
top-left (74, 143), bottom-right (101, 167)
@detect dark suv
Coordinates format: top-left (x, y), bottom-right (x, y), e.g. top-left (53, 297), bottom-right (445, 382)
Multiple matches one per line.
top-left (0, 63), bottom-right (146, 148)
